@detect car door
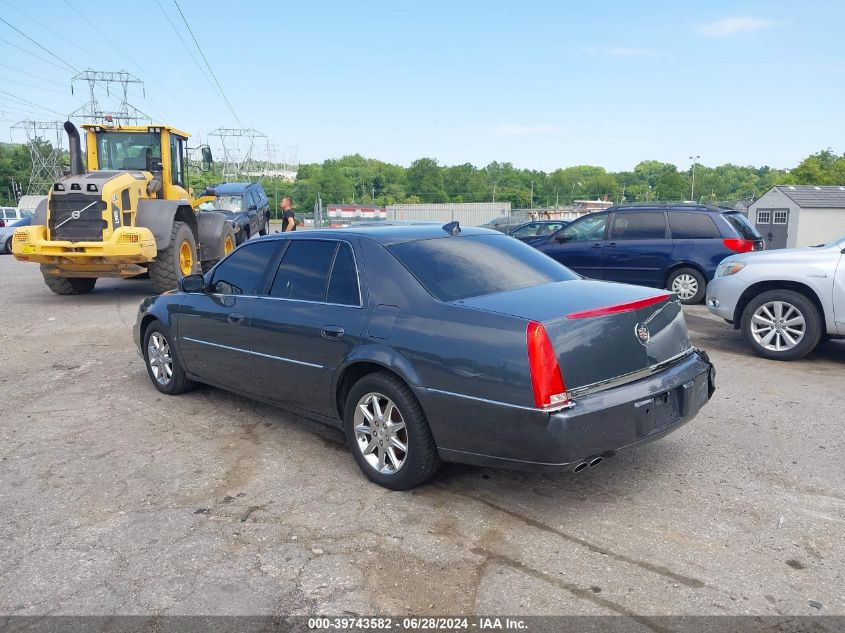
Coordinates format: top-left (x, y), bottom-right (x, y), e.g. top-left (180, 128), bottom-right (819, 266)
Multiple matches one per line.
top-left (245, 190), bottom-right (260, 235)
top-left (176, 239), bottom-right (280, 392)
top-left (534, 213), bottom-right (608, 279)
top-left (249, 238), bottom-right (366, 417)
top-left (603, 211), bottom-right (672, 287)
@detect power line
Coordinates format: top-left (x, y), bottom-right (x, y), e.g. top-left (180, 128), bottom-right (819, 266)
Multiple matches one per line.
top-left (0, 89), bottom-right (66, 117)
top-left (0, 62), bottom-right (67, 86)
top-left (0, 0), bottom-right (100, 61)
top-left (0, 76), bottom-right (70, 96)
top-left (0, 16), bottom-right (78, 73)
top-left (172, 0), bottom-right (243, 128)
top-left (155, 0), bottom-right (215, 90)
top-left (0, 36), bottom-right (74, 74)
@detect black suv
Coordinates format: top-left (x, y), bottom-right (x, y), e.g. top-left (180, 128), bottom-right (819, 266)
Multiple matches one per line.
top-left (201, 182), bottom-right (271, 245)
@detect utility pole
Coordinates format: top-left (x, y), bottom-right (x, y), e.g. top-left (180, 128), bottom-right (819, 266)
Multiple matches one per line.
top-left (492, 182), bottom-right (496, 203)
top-left (11, 120), bottom-right (65, 195)
top-left (530, 181), bottom-right (534, 209)
top-left (689, 155), bottom-right (700, 202)
top-left (209, 128), bottom-right (267, 180)
top-left (69, 70), bottom-right (150, 124)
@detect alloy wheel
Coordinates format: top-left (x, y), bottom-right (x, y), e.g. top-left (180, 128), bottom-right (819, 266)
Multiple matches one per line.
top-left (179, 241), bottom-right (193, 276)
top-left (671, 274), bottom-right (699, 301)
top-left (353, 392), bottom-right (408, 475)
top-left (750, 301), bottom-right (806, 352)
top-left (147, 332), bottom-right (174, 385)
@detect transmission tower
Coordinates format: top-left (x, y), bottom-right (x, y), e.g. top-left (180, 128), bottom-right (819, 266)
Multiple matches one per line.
top-left (69, 69), bottom-right (151, 124)
top-left (208, 127), bottom-right (267, 180)
top-left (11, 120), bottom-right (65, 195)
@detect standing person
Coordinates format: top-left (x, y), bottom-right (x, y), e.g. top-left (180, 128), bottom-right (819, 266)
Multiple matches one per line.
top-left (280, 196), bottom-right (296, 232)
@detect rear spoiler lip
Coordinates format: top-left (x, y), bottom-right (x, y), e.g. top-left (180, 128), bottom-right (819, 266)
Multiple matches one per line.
top-left (566, 293), bottom-right (672, 319)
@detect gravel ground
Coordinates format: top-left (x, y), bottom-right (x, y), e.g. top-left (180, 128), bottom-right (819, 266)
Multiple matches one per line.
top-left (1, 253), bottom-right (843, 618)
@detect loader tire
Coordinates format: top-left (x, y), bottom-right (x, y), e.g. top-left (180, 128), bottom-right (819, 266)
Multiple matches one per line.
top-left (40, 267), bottom-right (97, 295)
top-left (148, 222), bottom-right (197, 294)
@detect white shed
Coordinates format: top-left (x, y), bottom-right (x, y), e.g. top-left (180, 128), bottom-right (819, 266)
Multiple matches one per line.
top-left (748, 185), bottom-right (845, 249)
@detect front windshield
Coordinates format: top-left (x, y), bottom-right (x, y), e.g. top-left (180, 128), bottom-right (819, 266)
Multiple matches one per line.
top-left (96, 132), bottom-right (161, 171)
top-left (209, 195), bottom-right (244, 213)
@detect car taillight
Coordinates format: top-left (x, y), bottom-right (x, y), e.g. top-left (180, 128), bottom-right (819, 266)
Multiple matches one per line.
top-left (526, 321), bottom-right (569, 410)
top-left (723, 238), bottom-right (754, 253)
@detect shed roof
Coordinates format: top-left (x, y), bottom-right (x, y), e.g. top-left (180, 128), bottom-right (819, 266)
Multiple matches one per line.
top-left (775, 185), bottom-right (845, 208)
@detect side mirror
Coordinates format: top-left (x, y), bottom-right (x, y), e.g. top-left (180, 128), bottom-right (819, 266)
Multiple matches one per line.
top-left (248, 204), bottom-right (257, 211)
top-left (555, 233), bottom-right (571, 243)
top-left (179, 274), bottom-right (206, 293)
top-left (200, 146), bottom-right (213, 172)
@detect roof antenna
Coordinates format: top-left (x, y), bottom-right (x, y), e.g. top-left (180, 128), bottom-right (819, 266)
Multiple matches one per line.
top-left (442, 221), bottom-right (461, 235)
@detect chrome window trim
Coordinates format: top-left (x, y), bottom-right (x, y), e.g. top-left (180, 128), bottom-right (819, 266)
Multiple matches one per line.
top-left (180, 336), bottom-right (324, 369)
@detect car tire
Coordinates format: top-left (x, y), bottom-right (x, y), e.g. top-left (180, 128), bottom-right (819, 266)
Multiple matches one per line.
top-left (143, 321), bottom-right (195, 395)
top-left (667, 267), bottom-right (706, 305)
top-left (148, 222), bottom-right (197, 293)
top-left (343, 371), bottom-right (441, 490)
top-left (741, 289), bottom-right (822, 361)
top-left (4, 236), bottom-right (12, 254)
top-left (40, 267), bottom-right (97, 295)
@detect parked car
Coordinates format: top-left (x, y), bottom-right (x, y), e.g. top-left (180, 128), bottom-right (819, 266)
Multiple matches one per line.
top-left (509, 220), bottom-right (569, 242)
top-left (1, 215), bottom-right (32, 254)
top-left (199, 183), bottom-right (270, 245)
top-left (706, 234), bottom-right (845, 360)
top-left (1, 206), bottom-right (31, 228)
top-left (135, 224), bottom-right (715, 489)
top-left (529, 205), bottom-right (765, 304)
top-left (479, 215), bottom-right (528, 233)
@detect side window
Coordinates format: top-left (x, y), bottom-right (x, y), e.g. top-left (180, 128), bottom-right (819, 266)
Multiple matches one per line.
top-left (327, 243), bottom-right (360, 306)
top-left (668, 212), bottom-right (721, 239)
top-left (209, 240), bottom-right (278, 295)
top-left (511, 223), bottom-right (539, 238)
top-left (560, 214), bottom-right (608, 241)
top-left (610, 212), bottom-right (667, 240)
top-left (270, 240), bottom-right (338, 301)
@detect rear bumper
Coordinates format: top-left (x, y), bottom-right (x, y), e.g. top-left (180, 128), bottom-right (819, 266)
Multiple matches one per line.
top-left (11, 225), bottom-right (157, 276)
top-left (420, 350), bottom-right (715, 471)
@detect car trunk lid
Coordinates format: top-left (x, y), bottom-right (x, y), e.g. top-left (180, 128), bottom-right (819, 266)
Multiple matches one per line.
top-left (456, 280), bottom-right (692, 392)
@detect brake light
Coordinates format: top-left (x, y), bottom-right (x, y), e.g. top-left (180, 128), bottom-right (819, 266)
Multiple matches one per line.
top-left (723, 238), bottom-right (754, 253)
top-left (567, 293), bottom-right (670, 319)
top-left (526, 321), bottom-right (569, 409)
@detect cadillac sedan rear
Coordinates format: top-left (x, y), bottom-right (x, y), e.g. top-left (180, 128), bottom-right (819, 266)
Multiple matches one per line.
top-left (135, 225), bottom-right (715, 489)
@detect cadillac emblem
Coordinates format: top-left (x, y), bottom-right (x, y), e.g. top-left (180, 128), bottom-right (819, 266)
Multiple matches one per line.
top-left (635, 322), bottom-right (650, 345)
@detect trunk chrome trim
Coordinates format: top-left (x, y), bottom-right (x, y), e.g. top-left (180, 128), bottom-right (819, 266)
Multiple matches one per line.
top-left (181, 336), bottom-right (324, 369)
top-left (567, 348), bottom-right (695, 398)
top-left (421, 387), bottom-right (575, 413)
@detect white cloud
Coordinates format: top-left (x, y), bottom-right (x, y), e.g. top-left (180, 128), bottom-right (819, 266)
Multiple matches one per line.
top-left (698, 17), bottom-right (776, 38)
top-left (495, 124), bottom-right (559, 136)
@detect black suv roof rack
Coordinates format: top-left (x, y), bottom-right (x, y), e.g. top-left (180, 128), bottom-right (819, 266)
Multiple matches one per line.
top-left (609, 202), bottom-right (736, 212)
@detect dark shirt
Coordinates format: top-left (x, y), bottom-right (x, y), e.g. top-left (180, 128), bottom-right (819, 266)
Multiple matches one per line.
top-left (282, 209), bottom-right (296, 231)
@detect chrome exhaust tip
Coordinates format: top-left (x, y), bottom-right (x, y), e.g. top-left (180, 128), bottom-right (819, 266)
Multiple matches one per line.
top-left (572, 461), bottom-right (589, 473)
top-left (588, 456), bottom-right (603, 468)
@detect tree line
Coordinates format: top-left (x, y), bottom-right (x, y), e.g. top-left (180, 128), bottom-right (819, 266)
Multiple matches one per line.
top-left (3, 138), bottom-right (845, 215)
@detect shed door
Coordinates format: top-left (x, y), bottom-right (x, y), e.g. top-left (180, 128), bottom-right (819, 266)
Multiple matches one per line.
top-left (755, 208), bottom-right (789, 249)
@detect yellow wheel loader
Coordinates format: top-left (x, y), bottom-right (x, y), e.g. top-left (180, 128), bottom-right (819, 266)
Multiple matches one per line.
top-left (12, 122), bottom-right (236, 294)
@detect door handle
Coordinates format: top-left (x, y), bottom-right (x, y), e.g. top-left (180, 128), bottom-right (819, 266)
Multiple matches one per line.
top-left (227, 312), bottom-right (245, 324)
top-left (591, 243), bottom-right (603, 249)
top-left (607, 242), bottom-right (617, 248)
top-left (321, 325), bottom-right (345, 339)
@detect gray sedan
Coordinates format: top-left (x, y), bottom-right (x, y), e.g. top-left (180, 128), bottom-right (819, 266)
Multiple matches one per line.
top-left (135, 224), bottom-right (715, 489)
top-left (0, 216), bottom-right (32, 254)
top-left (706, 234), bottom-right (845, 360)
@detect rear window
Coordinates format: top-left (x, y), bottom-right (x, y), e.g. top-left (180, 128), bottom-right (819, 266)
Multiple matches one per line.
top-left (723, 212), bottom-right (762, 240)
top-left (388, 234), bottom-right (578, 302)
top-left (668, 212), bottom-right (721, 239)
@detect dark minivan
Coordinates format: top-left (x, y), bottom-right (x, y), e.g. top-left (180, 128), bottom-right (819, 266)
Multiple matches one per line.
top-left (531, 205), bottom-right (764, 304)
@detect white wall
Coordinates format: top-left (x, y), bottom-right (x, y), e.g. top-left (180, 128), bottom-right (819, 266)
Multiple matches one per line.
top-left (793, 208), bottom-right (845, 247)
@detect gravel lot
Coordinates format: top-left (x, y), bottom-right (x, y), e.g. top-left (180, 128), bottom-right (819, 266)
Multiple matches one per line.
top-left (1, 253), bottom-right (843, 618)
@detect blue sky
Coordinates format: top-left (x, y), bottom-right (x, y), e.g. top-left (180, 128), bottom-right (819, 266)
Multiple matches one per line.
top-left (1, 0), bottom-right (843, 172)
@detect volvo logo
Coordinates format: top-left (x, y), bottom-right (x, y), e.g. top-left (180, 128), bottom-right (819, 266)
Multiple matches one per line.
top-left (635, 322), bottom-right (650, 345)
top-left (71, 210), bottom-right (81, 220)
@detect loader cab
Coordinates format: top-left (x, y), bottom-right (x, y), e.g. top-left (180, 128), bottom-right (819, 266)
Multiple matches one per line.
top-left (82, 124), bottom-right (191, 201)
